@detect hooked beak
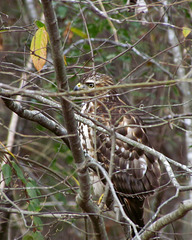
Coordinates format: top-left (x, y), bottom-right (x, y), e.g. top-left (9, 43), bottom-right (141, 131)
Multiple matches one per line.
top-left (74, 83), bottom-right (84, 91)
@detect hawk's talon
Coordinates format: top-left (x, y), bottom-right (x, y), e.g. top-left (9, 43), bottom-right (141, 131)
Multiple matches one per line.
top-left (98, 193), bottom-right (104, 205)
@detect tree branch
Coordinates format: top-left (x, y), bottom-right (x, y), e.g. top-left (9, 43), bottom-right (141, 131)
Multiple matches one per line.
top-left (1, 95), bottom-right (70, 148)
top-left (88, 157), bottom-right (141, 240)
top-left (0, 206), bottom-right (88, 219)
top-left (41, 1), bottom-right (108, 239)
top-left (63, 38), bottom-right (172, 78)
top-left (140, 200), bottom-right (192, 240)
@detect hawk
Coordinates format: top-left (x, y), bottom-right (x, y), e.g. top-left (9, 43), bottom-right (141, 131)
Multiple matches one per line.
top-left (74, 73), bottom-right (160, 232)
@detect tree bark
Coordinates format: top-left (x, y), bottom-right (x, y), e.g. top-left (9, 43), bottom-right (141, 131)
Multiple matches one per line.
top-left (41, 1), bottom-right (108, 239)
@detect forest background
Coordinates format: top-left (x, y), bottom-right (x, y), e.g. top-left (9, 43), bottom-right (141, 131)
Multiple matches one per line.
top-left (1, 0), bottom-right (192, 239)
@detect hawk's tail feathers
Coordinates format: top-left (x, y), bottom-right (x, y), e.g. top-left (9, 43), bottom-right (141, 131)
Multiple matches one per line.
top-left (120, 196), bottom-right (145, 231)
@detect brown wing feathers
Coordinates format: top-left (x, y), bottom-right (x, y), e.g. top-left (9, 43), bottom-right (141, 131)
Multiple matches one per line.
top-left (75, 73), bottom-right (161, 230)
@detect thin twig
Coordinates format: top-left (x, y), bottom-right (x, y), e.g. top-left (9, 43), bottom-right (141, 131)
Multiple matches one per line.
top-left (88, 157), bottom-right (141, 240)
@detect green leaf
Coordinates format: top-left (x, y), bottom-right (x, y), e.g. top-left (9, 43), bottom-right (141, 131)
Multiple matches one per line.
top-left (70, 27), bottom-right (87, 39)
top-left (2, 164), bottom-right (12, 185)
top-left (106, 53), bottom-right (116, 60)
top-left (27, 181), bottom-right (40, 212)
top-left (55, 192), bottom-right (66, 204)
top-left (28, 199), bottom-right (40, 212)
top-left (28, 178), bottom-right (41, 195)
top-left (172, 85), bottom-right (180, 96)
top-left (35, 20), bottom-right (46, 29)
top-left (33, 216), bottom-right (43, 231)
top-left (22, 233), bottom-right (34, 240)
top-left (26, 181), bottom-right (38, 198)
top-left (22, 231), bottom-right (44, 240)
top-left (49, 158), bottom-right (57, 171)
top-left (12, 162), bottom-right (26, 184)
top-left (33, 232), bottom-right (44, 240)
top-left (57, 5), bottom-right (67, 18)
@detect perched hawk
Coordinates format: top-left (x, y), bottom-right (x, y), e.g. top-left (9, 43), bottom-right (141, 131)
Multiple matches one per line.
top-left (74, 73), bottom-right (160, 231)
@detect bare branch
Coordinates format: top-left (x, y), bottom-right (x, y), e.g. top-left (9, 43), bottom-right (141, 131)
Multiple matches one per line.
top-left (64, 38), bottom-right (172, 78)
top-left (2, 78), bottom-right (192, 98)
top-left (1, 95), bottom-right (70, 148)
top-left (0, 206), bottom-right (88, 219)
top-left (41, 1), bottom-right (108, 239)
top-left (140, 200), bottom-right (192, 240)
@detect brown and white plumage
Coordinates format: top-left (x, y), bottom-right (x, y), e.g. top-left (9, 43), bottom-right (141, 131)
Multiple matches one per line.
top-left (74, 73), bottom-right (161, 230)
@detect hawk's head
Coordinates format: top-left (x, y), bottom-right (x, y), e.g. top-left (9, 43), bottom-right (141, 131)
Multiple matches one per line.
top-left (74, 73), bottom-right (114, 96)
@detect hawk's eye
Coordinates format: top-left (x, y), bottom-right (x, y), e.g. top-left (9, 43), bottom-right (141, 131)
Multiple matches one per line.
top-left (87, 83), bottom-right (94, 88)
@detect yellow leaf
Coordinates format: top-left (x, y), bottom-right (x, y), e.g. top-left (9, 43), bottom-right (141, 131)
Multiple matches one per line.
top-left (98, 193), bottom-right (104, 205)
top-left (182, 27), bottom-right (192, 38)
top-left (64, 55), bottom-right (67, 65)
top-left (30, 27), bottom-right (48, 71)
top-left (70, 27), bottom-right (87, 39)
top-left (0, 141), bottom-right (16, 160)
top-left (72, 176), bottom-right (79, 186)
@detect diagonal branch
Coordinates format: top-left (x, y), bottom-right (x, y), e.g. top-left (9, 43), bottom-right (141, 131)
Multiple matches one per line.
top-left (63, 38), bottom-right (172, 78)
top-left (1, 95), bottom-right (70, 148)
top-left (139, 200), bottom-right (192, 240)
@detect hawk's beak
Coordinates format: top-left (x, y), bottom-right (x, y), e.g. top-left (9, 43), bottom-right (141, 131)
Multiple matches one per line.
top-left (74, 83), bottom-right (83, 91)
